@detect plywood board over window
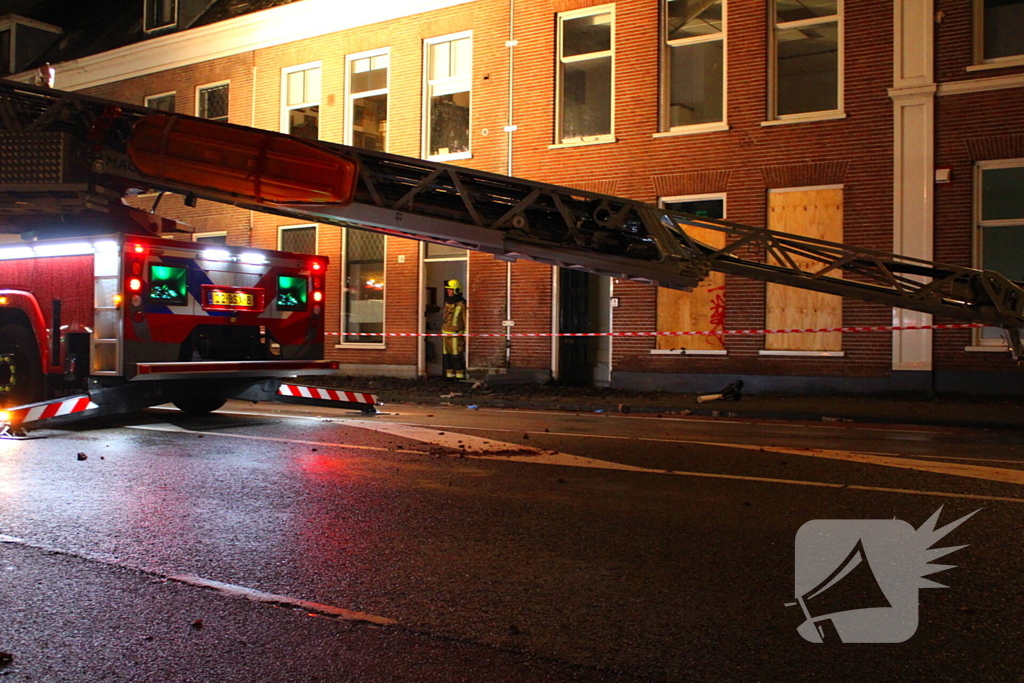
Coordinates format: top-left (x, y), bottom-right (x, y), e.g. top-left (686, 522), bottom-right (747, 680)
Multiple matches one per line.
top-left (657, 196), bottom-right (727, 351)
top-left (765, 187), bottom-right (843, 351)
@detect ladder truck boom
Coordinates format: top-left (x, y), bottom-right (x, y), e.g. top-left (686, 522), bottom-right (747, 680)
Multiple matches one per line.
top-left (2, 78), bottom-right (1022, 364)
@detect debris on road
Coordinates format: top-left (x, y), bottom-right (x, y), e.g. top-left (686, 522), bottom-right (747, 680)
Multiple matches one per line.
top-left (76, 452), bottom-right (88, 461)
top-left (467, 405), bottom-right (479, 410)
top-left (697, 380), bottom-right (744, 404)
top-left (0, 652), bottom-right (12, 667)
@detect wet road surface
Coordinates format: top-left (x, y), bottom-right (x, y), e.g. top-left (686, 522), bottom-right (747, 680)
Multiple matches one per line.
top-left (1, 402), bottom-right (1022, 681)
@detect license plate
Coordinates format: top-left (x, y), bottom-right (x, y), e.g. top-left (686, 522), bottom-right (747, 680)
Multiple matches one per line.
top-left (210, 291), bottom-right (255, 307)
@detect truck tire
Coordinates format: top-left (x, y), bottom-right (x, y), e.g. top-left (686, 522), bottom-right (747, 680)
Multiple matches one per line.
top-left (0, 323), bottom-right (44, 408)
top-left (172, 396), bottom-right (227, 415)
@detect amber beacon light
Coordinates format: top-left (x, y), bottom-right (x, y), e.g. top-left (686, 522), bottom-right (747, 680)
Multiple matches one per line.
top-left (128, 114), bottom-right (359, 206)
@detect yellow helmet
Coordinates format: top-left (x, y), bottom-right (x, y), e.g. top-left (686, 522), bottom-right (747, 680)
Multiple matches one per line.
top-left (444, 279), bottom-right (462, 293)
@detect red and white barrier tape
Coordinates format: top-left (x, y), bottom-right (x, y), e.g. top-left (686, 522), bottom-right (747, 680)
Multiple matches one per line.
top-left (325, 323), bottom-right (985, 338)
top-left (278, 384), bottom-right (377, 405)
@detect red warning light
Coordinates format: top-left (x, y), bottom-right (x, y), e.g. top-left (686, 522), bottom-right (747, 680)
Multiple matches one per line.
top-left (133, 244), bottom-right (146, 254)
top-left (312, 262), bottom-right (322, 271)
top-left (128, 278), bottom-right (143, 292)
top-left (312, 291), bottom-right (323, 303)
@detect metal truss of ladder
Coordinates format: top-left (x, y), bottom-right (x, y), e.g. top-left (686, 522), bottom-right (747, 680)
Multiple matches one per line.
top-left (1, 78), bottom-right (1021, 357)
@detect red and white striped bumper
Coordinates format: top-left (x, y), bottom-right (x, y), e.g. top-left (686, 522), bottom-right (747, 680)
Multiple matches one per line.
top-left (277, 384), bottom-right (378, 408)
top-left (2, 395), bottom-right (99, 427)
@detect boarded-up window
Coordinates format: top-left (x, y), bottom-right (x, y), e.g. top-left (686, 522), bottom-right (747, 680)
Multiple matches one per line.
top-left (765, 187), bottom-right (843, 351)
top-left (657, 197), bottom-right (727, 351)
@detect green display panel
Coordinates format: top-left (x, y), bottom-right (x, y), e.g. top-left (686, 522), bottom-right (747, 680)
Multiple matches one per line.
top-left (277, 275), bottom-right (308, 311)
top-left (149, 264), bottom-right (188, 305)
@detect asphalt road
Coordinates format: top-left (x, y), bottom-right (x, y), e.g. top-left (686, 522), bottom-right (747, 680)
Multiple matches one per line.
top-left (1, 402), bottom-right (1022, 682)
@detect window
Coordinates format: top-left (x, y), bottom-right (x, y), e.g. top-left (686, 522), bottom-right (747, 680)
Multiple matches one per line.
top-left (282, 63), bottom-right (320, 140)
top-left (197, 83), bottom-right (229, 122)
top-left (0, 30), bottom-right (10, 75)
top-left (346, 50), bottom-right (389, 151)
top-left (193, 232), bottom-right (227, 245)
top-left (764, 187), bottom-right (843, 353)
top-left (145, 92), bottom-right (176, 112)
top-left (279, 225), bottom-right (317, 255)
top-left (772, 0), bottom-right (841, 118)
top-left (975, 160), bottom-right (1024, 347)
top-left (664, 0), bottom-right (725, 130)
top-left (976, 0), bottom-right (1024, 64)
top-left (657, 196), bottom-right (727, 352)
top-left (557, 6), bottom-right (614, 143)
top-left (145, 0), bottom-right (177, 31)
top-left (425, 34), bottom-right (472, 160)
top-left (342, 230), bottom-right (385, 344)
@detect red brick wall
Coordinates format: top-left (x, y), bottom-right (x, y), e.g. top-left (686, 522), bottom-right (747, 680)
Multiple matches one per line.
top-left (510, 0), bottom-right (895, 378)
top-left (75, 0), bottom-right (1023, 386)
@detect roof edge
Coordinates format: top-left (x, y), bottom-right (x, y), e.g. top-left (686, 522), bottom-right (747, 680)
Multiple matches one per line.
top-left (12, 0), bottom-right (475, 91)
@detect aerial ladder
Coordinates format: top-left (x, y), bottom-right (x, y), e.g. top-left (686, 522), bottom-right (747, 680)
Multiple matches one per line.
top-left (1, 79), bottom-right (1022, 432)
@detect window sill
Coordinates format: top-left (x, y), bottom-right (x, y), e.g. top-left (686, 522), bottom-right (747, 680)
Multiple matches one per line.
top-left (760, 111), bottom-right (847, 127)
top-left (653, 122), bottom-right (730, 138)
top-left (334, 343), bottom-right (386, 350)
top-left (964, 345), bottom-right (1009, 353)
top-left (966, 56), bottom-right (1024, 72)
top-left (548, 136), bottom-right (617, 150)
top-left (650, 349), bottom-right (727, 356)
top-left (426, 151), bottom-right (472, 163)
top-left (758, 350), bottom-right (845, 357)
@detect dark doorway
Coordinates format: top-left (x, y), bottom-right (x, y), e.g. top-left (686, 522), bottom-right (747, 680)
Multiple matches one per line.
top-left (558, 269), bottom-right (609, 386)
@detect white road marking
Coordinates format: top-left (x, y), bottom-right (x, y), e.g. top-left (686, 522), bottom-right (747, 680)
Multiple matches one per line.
top-left (0, 534), bottom-right (396, 626)
top-left (128, 422), bottom-right (1024, 504)
top-left (679, 441), bottom-right (1024, 486)
top-left (141, 408), bottom-right (1024, 467)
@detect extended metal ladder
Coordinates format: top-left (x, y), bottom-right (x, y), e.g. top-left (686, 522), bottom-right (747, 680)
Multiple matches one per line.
top-left (2, 78), bottom-right (1022, 356)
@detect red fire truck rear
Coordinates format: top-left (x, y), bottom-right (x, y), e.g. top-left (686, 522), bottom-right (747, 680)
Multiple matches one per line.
top-left (0, 83), bottom-right (378, 435)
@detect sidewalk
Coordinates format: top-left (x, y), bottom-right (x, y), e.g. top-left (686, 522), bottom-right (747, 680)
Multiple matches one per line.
top-left (313, 376), bottom-right (1024, 431)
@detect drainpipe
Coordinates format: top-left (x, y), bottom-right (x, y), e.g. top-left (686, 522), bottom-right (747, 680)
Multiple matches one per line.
top-left (504, 0), bottom-right (516, 370)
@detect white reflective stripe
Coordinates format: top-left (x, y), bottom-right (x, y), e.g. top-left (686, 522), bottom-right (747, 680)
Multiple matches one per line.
top-left (278, 384), bottom-right (298, 397)
top-left (25, 406), bottom-right (46, 422)
top-left (55, 398), bottom-right (79, 416)
top-left (298, 386), bottom-right (314, 398)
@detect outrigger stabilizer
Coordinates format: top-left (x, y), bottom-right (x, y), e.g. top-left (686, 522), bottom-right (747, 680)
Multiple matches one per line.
top-left (0, 376), bottom-right (378, 438)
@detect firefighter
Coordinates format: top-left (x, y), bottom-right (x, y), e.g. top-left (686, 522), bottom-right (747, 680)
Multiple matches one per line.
top-left (442, 279), bottom-right (467, 380)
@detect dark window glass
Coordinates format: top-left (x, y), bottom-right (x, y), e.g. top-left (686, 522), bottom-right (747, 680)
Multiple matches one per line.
top-left (198, 84), bottom-right (229, 122)
top-left (280, 226), bottom-right (316, 254)
top-left (984, 0), bottom-right (1024, 60)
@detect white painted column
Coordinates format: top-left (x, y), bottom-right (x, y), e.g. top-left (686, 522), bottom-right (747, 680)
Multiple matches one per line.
top-left (890, 0), bottom-right (936, 371)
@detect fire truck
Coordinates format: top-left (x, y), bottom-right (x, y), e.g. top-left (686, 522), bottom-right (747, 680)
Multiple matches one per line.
top-left (2, 79), bottom-right (1023, 435)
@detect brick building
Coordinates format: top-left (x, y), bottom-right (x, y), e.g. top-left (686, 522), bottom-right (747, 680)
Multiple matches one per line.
top-left (6, 0), bottom-right (1024, 394)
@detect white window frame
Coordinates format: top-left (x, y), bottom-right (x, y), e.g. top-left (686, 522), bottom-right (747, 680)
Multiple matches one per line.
top-left (660, 0), bottom-right (729, 136)
top-left (144, 90), bottom-right (176, 111)
top-left (652, 193), bottom-right (729, 355)
top-left (970, 158), bottom-right (1024, 350)
top-left (144, 0), bottom-right (178, 33)
top-left (970, 0), bottom-right (1024, 71)
top-left (280, 61), bottom-right (321, 135)
top-left (759, 184), bottom-right (846, 357)
top-left (554, 5), bottom-right (616, 147)
top-left (767, 0), bottom-right (845, 125)
top-left (338, 228), bottom-right (387, 348)
top-left (423, 31), bottom-right (473, 162)
top-left (196, 80), bottom-right (230, 122)
top-left (345, 48), bottom-right (390, 151)
top-left (192, 231), bottom-right (228, 243)
top-left (277, 224), bottom-right (318, 253)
